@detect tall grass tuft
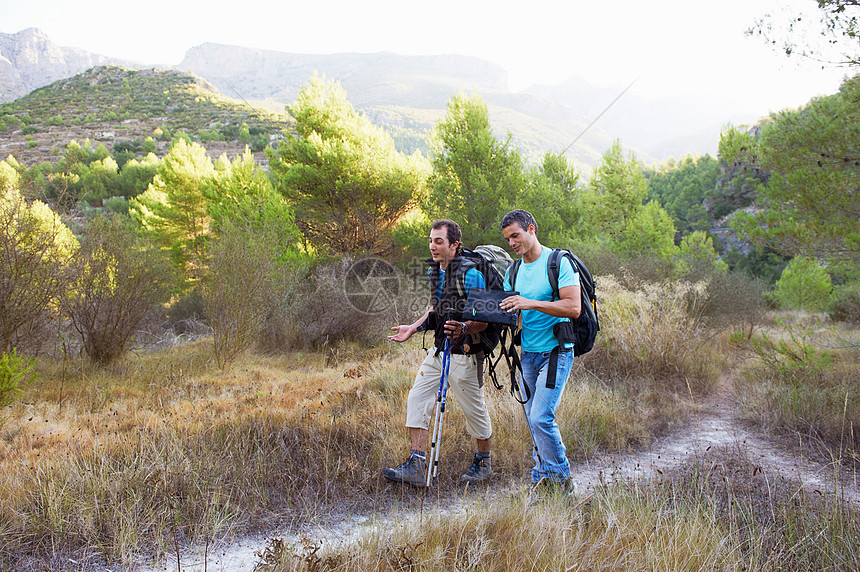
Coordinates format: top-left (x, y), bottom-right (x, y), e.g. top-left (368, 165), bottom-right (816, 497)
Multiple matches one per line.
top-left (582, 276), bottom-right (722, 395)
top-left (734, 320), bottom-right (860, 466)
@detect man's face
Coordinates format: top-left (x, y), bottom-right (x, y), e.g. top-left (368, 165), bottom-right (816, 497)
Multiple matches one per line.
top-left (429, 226), bottom-right (458, 265)
top-left (502, 222), bottom-right (536, 257)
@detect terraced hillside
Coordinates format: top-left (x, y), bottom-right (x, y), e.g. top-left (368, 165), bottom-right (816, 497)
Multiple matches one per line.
top-left (0, 66), bottom-right (291, 166)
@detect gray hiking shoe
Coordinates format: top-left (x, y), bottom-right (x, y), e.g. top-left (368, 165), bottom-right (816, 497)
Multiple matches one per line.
top-left (460, 453), bottom-right (492, 484)
top-left (382, 451), bottom-right (427, 487)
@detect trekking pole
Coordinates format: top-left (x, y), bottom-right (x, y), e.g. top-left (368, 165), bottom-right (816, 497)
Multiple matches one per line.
top-left (426, 335), bottom-right (452, 487)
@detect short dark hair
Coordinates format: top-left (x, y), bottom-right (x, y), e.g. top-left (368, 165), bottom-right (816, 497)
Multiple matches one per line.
top-left (500, 209), bottom-right (538, 233)
top-left (431, 219), bottom-right (462, 250)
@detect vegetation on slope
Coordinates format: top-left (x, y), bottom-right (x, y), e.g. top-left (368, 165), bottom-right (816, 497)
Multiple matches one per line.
top-left (0, 66), bottom-right (290, 166)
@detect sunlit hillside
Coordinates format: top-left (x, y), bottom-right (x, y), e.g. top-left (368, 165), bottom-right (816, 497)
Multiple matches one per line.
top-left (0, 66), bottom-right (290, 166)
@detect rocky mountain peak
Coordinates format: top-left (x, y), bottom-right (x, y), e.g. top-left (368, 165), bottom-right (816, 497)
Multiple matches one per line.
top-left (0, 27), bottom-right (139, 102)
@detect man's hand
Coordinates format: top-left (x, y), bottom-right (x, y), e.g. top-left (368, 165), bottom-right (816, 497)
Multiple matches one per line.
top-left (500, 294), bottom-right (535, 312)
top-left (388, 324), bottom-right (415, 343)
top-left (442, 319), bottom-right (468, 337)
top-left (500, 287), bottom-right (580, 318)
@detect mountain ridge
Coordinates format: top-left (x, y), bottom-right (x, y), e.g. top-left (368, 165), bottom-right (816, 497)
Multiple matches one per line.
top-left (0, 28), bottom-right (140, 101)
top-left (1, 28), bottom-right (759, 165)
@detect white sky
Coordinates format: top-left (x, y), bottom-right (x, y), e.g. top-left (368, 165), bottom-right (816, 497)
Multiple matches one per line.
top-left (1, 0), bottom-right (853, 117)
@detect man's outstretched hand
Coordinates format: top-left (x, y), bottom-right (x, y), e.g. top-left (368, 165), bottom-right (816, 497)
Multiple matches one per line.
top-left (388, 324), bottom-right (415, 343)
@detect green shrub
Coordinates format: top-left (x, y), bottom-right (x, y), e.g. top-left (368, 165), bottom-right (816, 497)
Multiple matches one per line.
top-left (102, 196), bottom-right (129, 215)
top-left (142, 137), bottom-right (157, 154)
top-left (830, 282), bottom-right (860, 324)
top-left (63, 215), bottom-right (174, 364)
top-left (772, 256), bottom-right (833, 311)
top-left (0, 349), bottom-right (37, 408)
top-left (0, 181), bottom-right (78, 352)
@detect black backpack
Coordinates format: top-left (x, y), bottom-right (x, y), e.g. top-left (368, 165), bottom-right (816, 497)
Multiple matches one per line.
top-left (508, 248), bottom-right (600, 358)
top-left (424, 245), bottom-right (514, 388)
top-left (454, 245), bottom-right (513, 355)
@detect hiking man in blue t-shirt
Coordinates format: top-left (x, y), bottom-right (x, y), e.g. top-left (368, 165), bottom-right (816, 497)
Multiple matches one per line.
top-left (384, 219), bottom-right (493, 487)
top-left (499, 209), bottom-right (581, 489)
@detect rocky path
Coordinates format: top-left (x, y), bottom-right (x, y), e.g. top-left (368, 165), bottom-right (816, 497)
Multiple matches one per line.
top-left (140, 382), bottom-right (859, 571)
top-left (568, 388), bottom-right (859, 505)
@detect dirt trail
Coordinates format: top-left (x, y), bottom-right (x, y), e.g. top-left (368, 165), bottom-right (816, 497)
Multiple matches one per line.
top-left (568, 393), bottom-right (859, 505)
top-left (140, 380), bottom-right (859, 571)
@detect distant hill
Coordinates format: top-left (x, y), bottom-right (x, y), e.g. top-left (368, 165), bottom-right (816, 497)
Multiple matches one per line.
top-left (0, 66), bottom-right (289, 166)
top-left (0, 28), bottom-right (139, 102)
top-left (525, 77), bottom-right (757, 160)
top-left (178, 43), bottom-right (617, 169)
top-left (0, 28), bottom-right (760, 169)
top-left (179, 43), bottom-right (510, 107)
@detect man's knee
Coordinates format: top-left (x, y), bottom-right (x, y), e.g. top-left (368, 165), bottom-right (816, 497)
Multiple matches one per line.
top-left (529, 409), bottom-right (556, 431)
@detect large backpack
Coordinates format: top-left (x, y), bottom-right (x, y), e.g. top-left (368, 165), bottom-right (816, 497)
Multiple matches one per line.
top-left (425, 245), bottom-right (513, 387)
top-left (455, 245), bottom-right (513, 355)
top-left (508, 248), bottom-right (600, 358)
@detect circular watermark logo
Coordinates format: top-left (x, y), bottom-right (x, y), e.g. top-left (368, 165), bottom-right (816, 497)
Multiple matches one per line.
top-left (343, 257), bottom-right (401, 314)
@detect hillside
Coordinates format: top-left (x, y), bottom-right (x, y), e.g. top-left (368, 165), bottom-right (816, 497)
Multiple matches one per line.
top-left (0, 66), bottom-right (290, 166)
top-left (0, 28), bottom-right (139, 102)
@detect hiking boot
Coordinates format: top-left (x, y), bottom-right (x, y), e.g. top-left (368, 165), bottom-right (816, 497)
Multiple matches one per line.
top-left (382, 451), bottom-right (427, 487)
top-left (460, 453), bottom-right (492, 484)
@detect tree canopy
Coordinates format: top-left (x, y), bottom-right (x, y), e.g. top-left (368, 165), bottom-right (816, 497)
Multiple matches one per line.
top-left (424, 93), bottom-right (528, 247)
top-left (645, 154), bottom-right (721, 234)
top-left (728, 75), bottom-right (859, 270)
top-left (129, 139), bottom-right (215, 286)
top-left (269, 77), bottom-right (429, 256)
top-left (748, 0), bottom-right (860, 67)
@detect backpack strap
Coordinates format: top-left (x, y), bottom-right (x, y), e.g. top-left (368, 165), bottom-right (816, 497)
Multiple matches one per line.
top-left (547, 248), bottom-right (563, 301)
top-left (509, 258), bottom-right (522, 291)
top-left (497, 327), bottom-right (529, 404)
top-left (546, 249), bottom-right (566, 389)
top-left (452, 254), bottom-right (476, 299)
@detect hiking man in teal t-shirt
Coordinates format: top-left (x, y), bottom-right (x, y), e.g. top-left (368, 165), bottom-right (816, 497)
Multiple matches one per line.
top-left (499, 209), bottom-right (581, 489)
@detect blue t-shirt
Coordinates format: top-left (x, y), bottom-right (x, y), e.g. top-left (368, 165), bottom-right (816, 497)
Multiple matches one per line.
top-left (430, 267), bottom-right (486, 302)
top-left (504, 247), bottom-right (580, 352)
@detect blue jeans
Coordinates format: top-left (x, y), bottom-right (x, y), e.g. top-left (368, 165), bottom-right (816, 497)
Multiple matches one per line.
top-left (519, 348), bottom-right (574, 482)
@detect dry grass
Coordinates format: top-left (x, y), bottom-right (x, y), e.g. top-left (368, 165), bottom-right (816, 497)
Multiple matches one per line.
top-left (0, 276), bottom-right (733, 568)
top-left (0, 334), bottom-right (693, 568)
top-left (261, 449), bottom-right (860, 572)
top-left (0, 341), bottom-right (406, 567)
top-left (734, 317), bottom-right (860, 467)
top-left (583, 276), bottom-right (723, 396)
